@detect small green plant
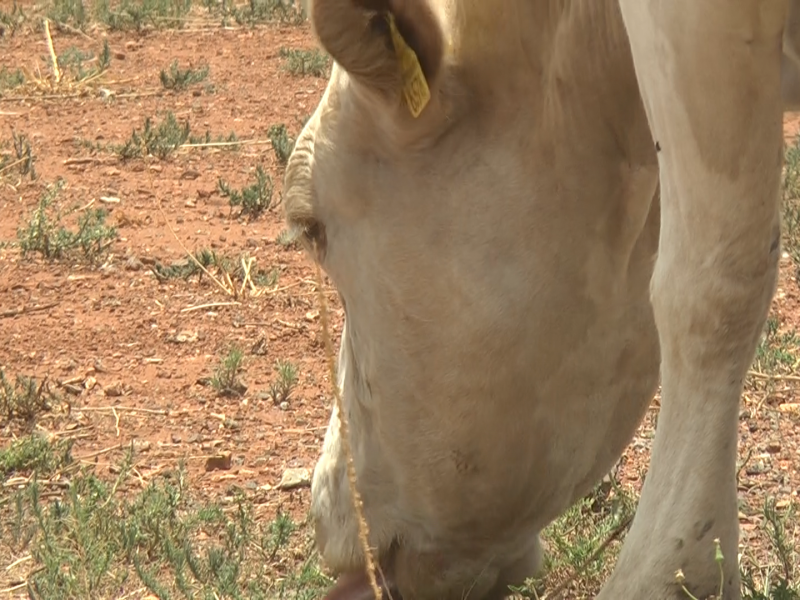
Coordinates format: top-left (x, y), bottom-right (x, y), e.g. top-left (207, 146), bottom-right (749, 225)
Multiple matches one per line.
top-left (92, 0), bottom-right (193, 31)
top-left (47, 0), bottom-right (88, 28)
top-left (151, 249), bottom-right (278, 293)
top-left (17, 181), bottom-right (118, 262)
top-left (783, 138), bottom-right (800, 273)
top-left (46, 0), bottom-right (305, 31)
top-left (74, 137), bottom-right (109, 153)
top-left (0, 434), bottom-right (73, 477)
top-left (55, 40), bottom-right (111, 81)
top-left (276, 228), bottom-right (299, 249)
top-left (97, 45), bottom-right (113, 76)
top-left (215, 0), bottom-right (305, 26)
top-left (1, 455), bottom-right (329, 599)
top-left (117, 111), bottom-right (191, 160)
top-left (511, 475), bottom-right (636, 599)
top-left (753, 316), bottom-right (800, 375)
top-left (267, 359), bottom-right (298, 405)
top-left (0, 370), bottom-right (58, 423)
top-left (265, 509), bottom-right (296, 560)
top-left (279, 47), bottom-right (330, 78)
top-left (151, 247), bottom-right (216, 282)
top-left (0, 2), bottom-right (28, 35)
top-left (217, 165), bottom-right (274, 218)
top-left (268, 123), bottom-right (295, 165)
top-left (4, 129), bottom-right (37, 180)
top-left (210, 346), bottom-right (247, 397)
top-left (159, 59), bottom-right (210, 90)
top-left (253, 266), bottom-right (279, 287)
top-left (187, 129), bottom-right (239, 148)
top-left (57, 46), bottom-right (93, 73)
top-left (98, 39), bottom-right (111, 70)
top-left (740, 500), bottom-right (799, 600)
top-left (0, 66), bottom-right (25, 93)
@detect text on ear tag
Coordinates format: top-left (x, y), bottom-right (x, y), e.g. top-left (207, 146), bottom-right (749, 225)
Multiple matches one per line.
top-left (386, 13), bottom-right (431, 118)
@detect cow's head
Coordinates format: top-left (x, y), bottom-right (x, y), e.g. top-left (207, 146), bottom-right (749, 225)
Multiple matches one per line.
top-left (284, 0), bottom-right (468, 262)
top-left (282, 1), bottom-right (657, 599)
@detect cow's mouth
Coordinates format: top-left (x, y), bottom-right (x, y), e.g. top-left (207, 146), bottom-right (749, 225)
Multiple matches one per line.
top-left (322, 568), bottom-right (402, 600)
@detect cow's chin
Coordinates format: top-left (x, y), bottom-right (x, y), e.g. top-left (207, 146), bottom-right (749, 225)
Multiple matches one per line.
top-left (322, 569), bottom-right (402, 600)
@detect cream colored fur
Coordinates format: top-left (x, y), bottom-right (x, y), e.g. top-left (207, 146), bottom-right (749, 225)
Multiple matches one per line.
top-left (284, 1), bottom-right (792, 598)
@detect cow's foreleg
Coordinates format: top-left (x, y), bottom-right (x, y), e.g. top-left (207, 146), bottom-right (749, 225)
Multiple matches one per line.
top-left (601, 1), bottom-right (786, 599)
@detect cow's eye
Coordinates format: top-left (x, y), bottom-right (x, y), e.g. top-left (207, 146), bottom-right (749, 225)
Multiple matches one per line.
top-left (296, 217), bottom-right (327, 264)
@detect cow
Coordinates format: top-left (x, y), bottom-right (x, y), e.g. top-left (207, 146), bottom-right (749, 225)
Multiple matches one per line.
top-left (283, 1), bottom-right (797, 598)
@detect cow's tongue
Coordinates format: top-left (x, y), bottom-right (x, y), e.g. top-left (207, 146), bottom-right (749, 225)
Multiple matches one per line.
top-left (322, 569), bottom-right (402, 600)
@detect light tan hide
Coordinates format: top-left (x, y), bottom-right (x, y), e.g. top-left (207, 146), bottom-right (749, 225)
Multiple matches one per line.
top-left (283, 0), bottom-right (791, 598)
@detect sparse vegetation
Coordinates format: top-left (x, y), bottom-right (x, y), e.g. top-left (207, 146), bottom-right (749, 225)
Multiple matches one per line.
top-left (783, 138), bottom-right (800, 272)
top-left (48, 0), bottom-right (194, 31)
top-left (211, 0), bottom-right (306, 27)
top-left (0, 433), bottom-right (73, 478)
top-left (11, 130), bottom-right (37, 180)
top-left (150, 247), bottom-right (217, 282)
top-left (56, 40), bottom-right (112, 82)
top-left (0, 439), bottom-right (330, 599)
top-left (279, 47), bottom-right (330, 78)
top-left (116, 112), bottom-right (239, 158)
top-left (0, 370), bottom-right (58, 424)
top-left (17, 182), bottom-right (118, 262)
top-left (0, 131), bottom-right (37, 181)
top-left (43, 0), bottom-right (305, 30)
top-left (218, 165), bottom-right (274, 218)
top-left (160, 59), bottom-right (210, 90)
top-left (73, 136), bottom-right (110, 153)
top-left (98, 0), bottom-right (194, 31)
top-left (268, 123), bottom-right (295, 165)
top-left (0, 66), bottom-right (25, 93)
top-left (151, 249), bottom-right (278, 291)
top-left (47, 0), bottom-right (89, 28)
top-left (753, 316), bottom-right (800, 376)
top-left (511, 475), bottom-right (636, 599)
top-left (117, 111), bottom-right (191, 160)
top-left (276, 228), bottom-right (300, 249)
top-left (252, 266), bottom-right (279, 287)
top-left (210, 345), bottom-right (247, 397)
top-left (0, 2), bottom-right (28, 35)
top-left (187, 129), bottom-right (240, 147)
top-left (508, 482), bottom-right (800, 600)
top-left (267, 359), bottom-right (298, 405)
top-left (740, 500), bottom-right (800, 600)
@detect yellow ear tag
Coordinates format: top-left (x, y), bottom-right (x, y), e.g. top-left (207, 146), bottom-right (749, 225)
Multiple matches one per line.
top-left (386, 13), bottom-right (431, 118)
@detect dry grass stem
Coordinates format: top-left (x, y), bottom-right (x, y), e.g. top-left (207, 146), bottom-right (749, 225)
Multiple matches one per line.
top-left (181, 301), bottom-right (242, 313)
top-left (1, 303), bottom-right (59, 319)
top-left (747, 369), bottom-right (800, 383)
top-left (43, 19), bottom-right (61, 85)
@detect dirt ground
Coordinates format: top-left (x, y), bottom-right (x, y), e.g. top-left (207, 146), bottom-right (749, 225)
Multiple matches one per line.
top-left (1, 4), bottom-right (336, 531)
top-left (1, 4), bottom-right (799, 598)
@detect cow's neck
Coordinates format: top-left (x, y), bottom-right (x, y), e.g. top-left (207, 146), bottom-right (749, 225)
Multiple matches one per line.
top-left (450, 0), bottom-right (648, 142)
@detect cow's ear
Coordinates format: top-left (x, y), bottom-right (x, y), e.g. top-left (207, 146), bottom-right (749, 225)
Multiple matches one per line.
top-left (310, 0), bottom-right (444, 112)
